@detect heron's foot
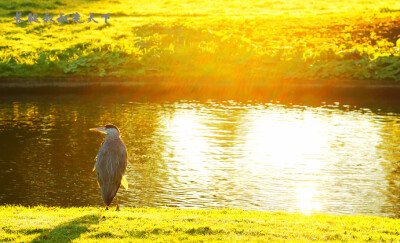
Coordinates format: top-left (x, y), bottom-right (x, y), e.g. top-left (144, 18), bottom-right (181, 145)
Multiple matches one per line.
top-left (115, 194), bottom-right (120, 211)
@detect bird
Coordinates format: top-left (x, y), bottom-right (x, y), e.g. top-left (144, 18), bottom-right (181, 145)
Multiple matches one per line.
top-left (90, 124), bottom-right (128, 211)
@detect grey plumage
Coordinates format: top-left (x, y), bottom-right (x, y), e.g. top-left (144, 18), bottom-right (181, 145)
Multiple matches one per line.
top-left (90, 124), bottom-right (128, 210)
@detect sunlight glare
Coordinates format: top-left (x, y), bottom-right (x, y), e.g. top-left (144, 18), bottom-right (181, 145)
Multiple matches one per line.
top-left (295, 183), bottom-right (322, 215)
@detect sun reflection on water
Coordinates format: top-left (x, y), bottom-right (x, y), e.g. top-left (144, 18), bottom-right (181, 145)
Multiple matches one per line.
top-left (153, 101), bottom-right (389, 214)
top-left (295, 183), bottom-right (322, 215)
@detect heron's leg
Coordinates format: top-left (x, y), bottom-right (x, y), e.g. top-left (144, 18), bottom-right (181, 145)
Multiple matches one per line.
top-left (116, 195), bottom-right (120, 211)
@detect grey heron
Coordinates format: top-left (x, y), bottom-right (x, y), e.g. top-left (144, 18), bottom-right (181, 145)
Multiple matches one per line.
top-left (90, 124), bottom-right (128, 210)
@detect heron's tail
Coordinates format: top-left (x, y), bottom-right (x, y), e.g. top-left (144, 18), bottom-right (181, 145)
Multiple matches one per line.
top-left (101, 182), bottom-right (120, 206)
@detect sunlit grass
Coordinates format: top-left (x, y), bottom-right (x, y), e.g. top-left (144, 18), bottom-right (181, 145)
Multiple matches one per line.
top-left (1, 206), bottom-right (400, 242)
top-left (0, 0), bottom-right (400, 81)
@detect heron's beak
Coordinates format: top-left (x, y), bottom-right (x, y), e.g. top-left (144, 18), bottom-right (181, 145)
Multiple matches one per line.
top-left (89, 127), bottom-right (107, 134)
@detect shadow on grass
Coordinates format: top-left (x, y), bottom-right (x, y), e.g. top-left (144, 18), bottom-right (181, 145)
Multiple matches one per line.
top-left (31, 213), bottom-right (101, 242)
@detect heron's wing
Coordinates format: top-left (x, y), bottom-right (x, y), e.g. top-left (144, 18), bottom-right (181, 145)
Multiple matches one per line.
top-left (118, 141), bottom-right (128, 189)
top-left (96, 140), bottom-right (128, 205)
top-left (121, 176), bottom-right (128, 189)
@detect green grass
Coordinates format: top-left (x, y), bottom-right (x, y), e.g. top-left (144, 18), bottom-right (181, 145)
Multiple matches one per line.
top-left (1, 206), bottom-right (400, 242)
top-left (1, 0), bottom-right (400, 82)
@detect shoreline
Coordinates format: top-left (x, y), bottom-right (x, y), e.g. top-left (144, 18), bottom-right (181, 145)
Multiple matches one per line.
top-left (1, 206), bottom-right (399, 242)
top-left (0, 77), bottom-right (400, 89)
top-left (1, 78), bottom-right (400, 107)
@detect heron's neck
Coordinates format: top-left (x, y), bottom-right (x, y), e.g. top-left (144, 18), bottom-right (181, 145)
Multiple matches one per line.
top-left (105, 134), bottom-right (120, 141)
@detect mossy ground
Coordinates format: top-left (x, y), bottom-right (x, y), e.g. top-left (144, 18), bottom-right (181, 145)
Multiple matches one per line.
top-left (0, 0), bottom-right (400, 83)
top-left (0, 206), bottom-right (400, 242)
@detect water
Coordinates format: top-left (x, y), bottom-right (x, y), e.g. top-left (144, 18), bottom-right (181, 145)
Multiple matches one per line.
top-left (0, 89), bottom-right (399, 217)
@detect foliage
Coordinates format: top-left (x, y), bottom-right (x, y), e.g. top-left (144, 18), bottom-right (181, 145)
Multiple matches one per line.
top-left (0, 0), bottom-right (400, 82)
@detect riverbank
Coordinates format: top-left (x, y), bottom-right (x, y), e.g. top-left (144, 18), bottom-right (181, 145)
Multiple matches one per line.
top-left (1, 0), bottom-right (400, 83)
top-left (1, 77), bottom-right (400, 88)
top-left (1, 77), bottom-right (400, 107)
top-left (0, 206), bottom-right (399, 242)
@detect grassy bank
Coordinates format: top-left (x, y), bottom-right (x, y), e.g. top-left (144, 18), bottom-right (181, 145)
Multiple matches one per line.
top-left (1, 206), bottom-right (400, 242)
top-left (0, 0), bottom-right (400, 83)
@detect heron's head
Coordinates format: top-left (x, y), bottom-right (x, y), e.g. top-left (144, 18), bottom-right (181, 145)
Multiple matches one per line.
top-left (90, 124), bottom-right (120, 136)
